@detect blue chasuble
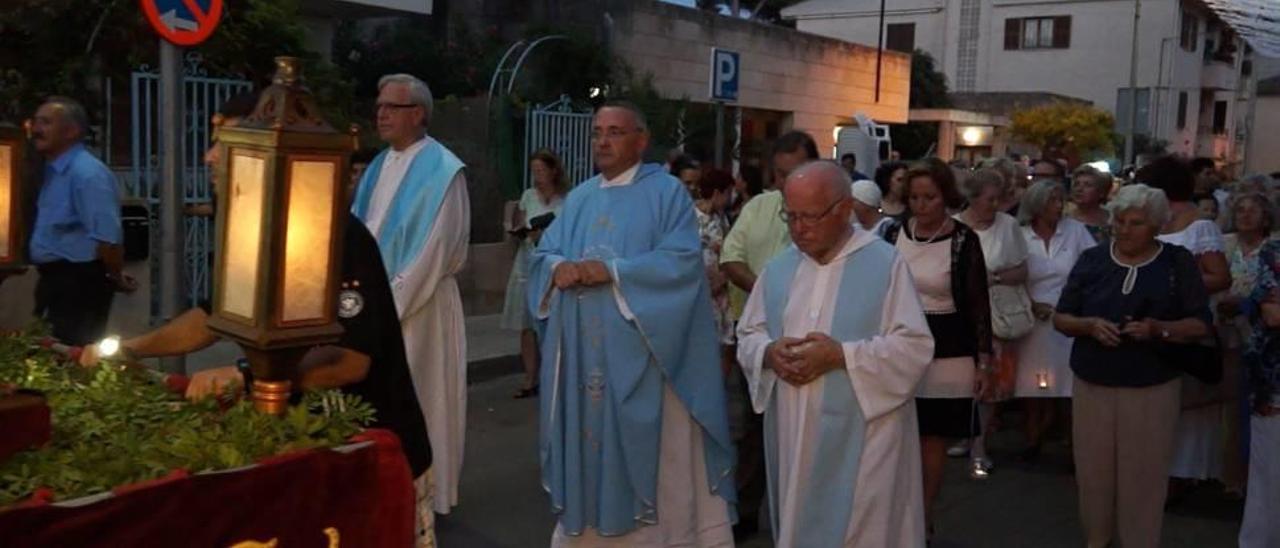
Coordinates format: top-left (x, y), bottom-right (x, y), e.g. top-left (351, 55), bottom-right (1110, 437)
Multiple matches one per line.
top-left (760, 241), bottom-right (894, 547)
top-left (350, 140), bottom-right (465, 280)
top-left (528, 163), bottom-right (737, 536)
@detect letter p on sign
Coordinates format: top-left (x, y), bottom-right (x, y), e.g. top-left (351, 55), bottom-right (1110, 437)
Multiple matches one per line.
top-left (709, 48), bottom-right (740, 103)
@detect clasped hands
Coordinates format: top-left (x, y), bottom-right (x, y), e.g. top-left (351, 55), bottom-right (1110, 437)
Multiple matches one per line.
top-left (1087, 316), bottom-right (1159, 347)
top-left (553, 260), bottom-right (612, 290)
top-left (764, 332), bottom-right (844, 386)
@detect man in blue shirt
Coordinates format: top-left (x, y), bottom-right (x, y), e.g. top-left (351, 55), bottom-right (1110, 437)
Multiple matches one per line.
top-left (28, 96), bottom-right (127, 345)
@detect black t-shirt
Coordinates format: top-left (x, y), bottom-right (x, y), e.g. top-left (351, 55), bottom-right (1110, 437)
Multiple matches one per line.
top-left (335, 213), bottom-right (432, 477)
top-left (199, 213), bottom-right (431, 476)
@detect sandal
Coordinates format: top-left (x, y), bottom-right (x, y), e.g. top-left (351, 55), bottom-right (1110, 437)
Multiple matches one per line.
top-left (513, 384), bottom-right (540, 399)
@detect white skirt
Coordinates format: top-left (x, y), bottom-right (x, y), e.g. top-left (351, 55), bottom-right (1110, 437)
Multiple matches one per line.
top-left (1169, 403), bottom-right (1225, 480)
top-left (500, 243), bottom-right (531, 330)
top-left (1014, 320), bottom-right (1073, 398)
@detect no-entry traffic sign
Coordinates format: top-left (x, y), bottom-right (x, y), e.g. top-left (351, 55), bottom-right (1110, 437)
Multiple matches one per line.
top-left (141, 0), bottom-right (223, 47)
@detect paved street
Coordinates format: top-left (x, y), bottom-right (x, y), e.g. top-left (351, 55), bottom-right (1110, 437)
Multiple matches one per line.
top-left (439, 361), bottom-right (1242, 548)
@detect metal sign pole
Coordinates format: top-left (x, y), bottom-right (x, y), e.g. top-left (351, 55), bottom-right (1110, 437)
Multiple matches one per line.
top-left (715, 101), bottom-right (725, 169)
top-left (158, 39), bottom-right (186, 374)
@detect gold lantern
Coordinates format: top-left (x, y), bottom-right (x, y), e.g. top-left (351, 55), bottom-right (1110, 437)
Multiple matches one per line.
top-left (205, 57), bottom-right (356, 414)
top-left (0, 123), bottom-right (26, 272)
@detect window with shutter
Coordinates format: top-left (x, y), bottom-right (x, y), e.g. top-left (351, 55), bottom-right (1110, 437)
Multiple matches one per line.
top-left (1005, 18), bottom-right (1021, 50)
top-left (1008, 16), bottom-right (1071, 50)
top-left (1052, 16), bottom-right (1071, 48)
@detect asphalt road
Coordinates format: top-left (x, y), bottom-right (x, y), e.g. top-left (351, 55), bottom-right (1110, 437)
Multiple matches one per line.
top-left (437, 373), bottom-right (1242, 547)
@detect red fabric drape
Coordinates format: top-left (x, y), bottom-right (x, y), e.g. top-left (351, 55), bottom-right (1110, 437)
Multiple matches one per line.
top-left (0, 428), bottom-right (415, 547)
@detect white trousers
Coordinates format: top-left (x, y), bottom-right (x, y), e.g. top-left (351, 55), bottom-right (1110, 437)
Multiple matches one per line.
top-left (1240, 413), bottom-right (1280, 548)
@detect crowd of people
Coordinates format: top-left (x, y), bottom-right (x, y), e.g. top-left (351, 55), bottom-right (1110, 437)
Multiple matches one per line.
top-left (506, 102), bottom-right (1280, 546)
top-left (12, 73), bottom-right (1280, 546)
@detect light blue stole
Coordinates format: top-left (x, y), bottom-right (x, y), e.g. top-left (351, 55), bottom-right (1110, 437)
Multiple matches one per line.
top-left (350, 140), bottom-right (465, 280)
top-left (760, 240), bottom-right (895, 547)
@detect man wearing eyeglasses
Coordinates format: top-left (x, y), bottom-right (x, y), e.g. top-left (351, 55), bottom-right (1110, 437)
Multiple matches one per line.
top-left (718, 130), bottom-right (818, 539)
top-left (736, 161), bottom-right (933, 548)
top-left (350, 73), bottom-right (470, 517)
top-left (529, 101), bottom-right (736, 546)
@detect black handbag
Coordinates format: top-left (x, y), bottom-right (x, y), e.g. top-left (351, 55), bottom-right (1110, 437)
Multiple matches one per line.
top-left (1152, 259), bottom-right (1223, 385)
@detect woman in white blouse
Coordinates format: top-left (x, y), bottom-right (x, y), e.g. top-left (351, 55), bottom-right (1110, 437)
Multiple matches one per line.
top-left (954, 168), bottom-right (1029, 476)
top-left (501, 149), bottom-right (568, 398)
top-left (1139, 156), bottom-right (1233, 492)
top-left (1016, 180), bottom-right (1097, 459)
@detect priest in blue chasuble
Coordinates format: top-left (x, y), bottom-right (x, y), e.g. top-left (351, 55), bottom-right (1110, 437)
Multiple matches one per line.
top-left (529, 102), bottom-right (737, 546)
top-left (737, 161), bottom-right (935, 547)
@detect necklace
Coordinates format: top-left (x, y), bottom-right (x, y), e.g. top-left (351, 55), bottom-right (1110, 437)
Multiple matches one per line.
top-left (910, 217), bottom-right (948, 244)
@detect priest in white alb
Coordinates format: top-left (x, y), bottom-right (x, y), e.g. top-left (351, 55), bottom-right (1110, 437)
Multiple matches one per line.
top-left (351, 73), bottom-right (469, 517)
top-left (737, 161), bottom-right (935, 548)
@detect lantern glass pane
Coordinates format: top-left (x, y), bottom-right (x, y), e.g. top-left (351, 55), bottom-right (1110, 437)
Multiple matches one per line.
top-left (281, 159), bottom-right (336, 323)
top-left (221, 152), bottom-right (267, 320)
top-left (0, 144), bottom-right (10, 260)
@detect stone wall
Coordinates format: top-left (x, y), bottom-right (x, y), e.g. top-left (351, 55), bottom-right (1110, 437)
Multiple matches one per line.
top-left (610, 0), bottom-right (912, 155)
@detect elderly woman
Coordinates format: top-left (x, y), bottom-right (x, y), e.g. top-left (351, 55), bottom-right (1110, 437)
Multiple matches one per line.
top-left (1239, 237), bottom-right (1280, 547)
top-left (1139, 156), bottom-right (1232, 489)
top-left (1070, 165), bottom-right (1114, 241)
top-left (979, 157), bottom-right (1029, 217)
top-left (1054, 184), bottom-right (1212, 548)
top-left (883, 164), bottom-right (992, 537)
top-left (1217, 192), bottom-right (1276, 493)
top-left (952, 168), bottom-right (1030, 476)
top-left (1016, 180), bottom-right (1097, 460)
top-left (502, 149), bottom-right (568, 398)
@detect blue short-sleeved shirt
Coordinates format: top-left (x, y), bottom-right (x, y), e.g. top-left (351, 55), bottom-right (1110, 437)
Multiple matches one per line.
top-left (29, 144), bottom-right (122, 264)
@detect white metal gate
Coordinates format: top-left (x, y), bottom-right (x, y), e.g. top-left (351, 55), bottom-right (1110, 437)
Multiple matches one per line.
top-left (128, 53), bottom-right (251, 316)
top-left (524, 95), bottom-right (594, 188)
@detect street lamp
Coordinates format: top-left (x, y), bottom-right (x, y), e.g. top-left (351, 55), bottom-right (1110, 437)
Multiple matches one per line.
top-left (0, 123), bottom-right (26, 273)
top-left (204, 57), bottom-right (356, 415)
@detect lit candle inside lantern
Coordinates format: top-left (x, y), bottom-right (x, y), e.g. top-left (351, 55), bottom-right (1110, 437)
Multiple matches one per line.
top-left (1037, 372), bottom-right (1050, 390)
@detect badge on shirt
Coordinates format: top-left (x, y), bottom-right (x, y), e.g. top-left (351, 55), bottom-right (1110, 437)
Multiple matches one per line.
top-left (338, 281), bottom-right (364, 319)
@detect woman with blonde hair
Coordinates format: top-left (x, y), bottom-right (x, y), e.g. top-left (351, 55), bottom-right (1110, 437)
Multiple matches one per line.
top-left (1071, 165), bottom-right (1114, 241)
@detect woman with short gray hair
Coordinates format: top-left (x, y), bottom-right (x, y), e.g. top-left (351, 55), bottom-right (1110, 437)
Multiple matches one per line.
top-left (1053, 183), bottom-right (1212, 547)
top-left (1015, 180), bottom-right (1096, 459)
top-left (953, 168), bottom-right (1029, 475)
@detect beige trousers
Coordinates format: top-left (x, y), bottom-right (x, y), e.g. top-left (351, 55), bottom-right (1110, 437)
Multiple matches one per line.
top-left (1072, 376), bottom-right (1181, 548)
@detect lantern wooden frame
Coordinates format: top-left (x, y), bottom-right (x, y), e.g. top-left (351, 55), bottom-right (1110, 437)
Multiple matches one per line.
top-left (0, 124), bottom-right (26, 272)
top-left (204, 57), bottom-right (357, 414)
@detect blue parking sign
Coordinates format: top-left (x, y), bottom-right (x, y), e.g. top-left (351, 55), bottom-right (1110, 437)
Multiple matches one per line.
top-left (709, 48), bottom-right (740, 103)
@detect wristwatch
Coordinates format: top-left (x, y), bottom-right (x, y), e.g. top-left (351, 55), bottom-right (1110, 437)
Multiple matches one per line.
top-left (235, 358), bottom-right (253, 396)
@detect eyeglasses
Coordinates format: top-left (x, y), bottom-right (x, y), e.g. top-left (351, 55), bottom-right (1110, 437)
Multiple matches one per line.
top-left (375, 102), bottom-right (419, 112)
top-left (779, 198), bottom-right (845, 226)
top-left (590, 128), bottom-right (642, 141)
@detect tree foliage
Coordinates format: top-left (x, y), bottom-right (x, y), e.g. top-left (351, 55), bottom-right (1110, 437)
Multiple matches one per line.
top-left (693, 0), bottom-right (806, 23)
top-left (1011, 102), bottom-right (1116, 159)
top-left (0, 0), bottom-right (353, 131)
top-left (894, 50), bottom-right (951, 160)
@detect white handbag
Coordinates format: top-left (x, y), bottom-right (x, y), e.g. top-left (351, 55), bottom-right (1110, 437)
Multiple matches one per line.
top-left (989, 284), bottom-right (1036, 340)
